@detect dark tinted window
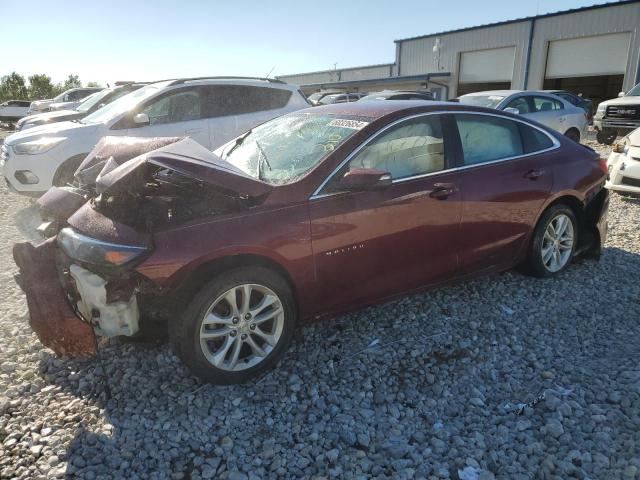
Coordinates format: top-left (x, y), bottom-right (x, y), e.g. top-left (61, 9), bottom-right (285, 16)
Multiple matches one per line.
top-left (348, 115), bottom-right (445, 180)
top-left (204, 86), bottom-right (292, 117)
top-left (455, 114), bottom-right (523, 165)
top-left (519, 123), bottom-right (554, 153)
top-left (556, 93), bottom-right (580, 106)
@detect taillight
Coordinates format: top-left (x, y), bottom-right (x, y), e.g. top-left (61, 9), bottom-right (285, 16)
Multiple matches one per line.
top-left (598, 157), bottom-right (608, 174)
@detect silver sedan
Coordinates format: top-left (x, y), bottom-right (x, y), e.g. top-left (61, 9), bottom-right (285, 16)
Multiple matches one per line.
top-left (458, 90), bottom-right (588, 142)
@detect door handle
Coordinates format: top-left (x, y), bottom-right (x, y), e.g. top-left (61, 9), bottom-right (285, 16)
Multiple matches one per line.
top-left (429, 182), bottom-right (457, 200)
top-left (524, 169), bottom-right (545, 180)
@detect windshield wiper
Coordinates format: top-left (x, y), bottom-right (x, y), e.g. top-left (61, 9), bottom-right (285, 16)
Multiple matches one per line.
top-left (223, 129), bottom-right (253, 158)
top-left (255, 140), bottom-right (272, 181)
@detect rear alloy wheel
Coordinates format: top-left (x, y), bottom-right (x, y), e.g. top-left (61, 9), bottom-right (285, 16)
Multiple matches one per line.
top-left (170, 266), bottom-right (296, 384)
top-left (527, 204), bottom-right (577, 277)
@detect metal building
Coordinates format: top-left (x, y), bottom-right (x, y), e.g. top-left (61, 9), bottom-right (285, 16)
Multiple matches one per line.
top-left (277, 0), bottom-right (640, 105)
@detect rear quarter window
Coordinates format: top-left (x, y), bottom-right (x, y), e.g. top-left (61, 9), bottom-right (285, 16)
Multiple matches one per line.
top-left (519, 123), bottom-right (555, 153)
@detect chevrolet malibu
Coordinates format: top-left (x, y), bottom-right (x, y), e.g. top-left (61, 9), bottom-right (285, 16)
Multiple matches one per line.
top-left (13, 102), bottom-right (609, 384)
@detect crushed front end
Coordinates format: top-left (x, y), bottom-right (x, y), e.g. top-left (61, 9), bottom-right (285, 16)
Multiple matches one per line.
top-left (13, 136), bottom-right (269, 358)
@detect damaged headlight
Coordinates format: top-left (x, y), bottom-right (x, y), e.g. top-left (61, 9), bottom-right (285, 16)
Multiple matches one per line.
top-left (13, 137), bottom-right (66, 155)
top-left (57, 227), bottom-right (148, 267)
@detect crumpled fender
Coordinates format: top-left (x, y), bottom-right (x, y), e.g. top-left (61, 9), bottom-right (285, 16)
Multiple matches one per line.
top-left (13, 238), bottom-right (96, 357)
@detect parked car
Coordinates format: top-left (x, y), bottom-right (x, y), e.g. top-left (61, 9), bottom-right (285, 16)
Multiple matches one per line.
top-left (2, 77), bottom-right (309, 195)
top-left (544, 89), bottom-right (593, 122)
top-left (317, 92), bottom-right (366, 104)
top-left (0, 100), bottom-right (31, 122)
top-left (359, 90), bottom-right (435, 101)
top-left (13, 101), bottom-right (609, 383)
top-left (15, 83), bottom-right (148, 132)
top-left (47, 87), bottom-right (104, 112)
top-left (28, 87), bottom-right (103, 114)
top-left (606, 127), bottom-right (640, 195)
top-left (458, 90), bottom-right (588, 142)
top-left (593, 83), bottom-right (640, 145)
top-left (307, 90), bottom-right (342, 106)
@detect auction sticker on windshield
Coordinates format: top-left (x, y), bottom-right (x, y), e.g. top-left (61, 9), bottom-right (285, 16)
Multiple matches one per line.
top-left (328, 119), bottom-right (369, 130)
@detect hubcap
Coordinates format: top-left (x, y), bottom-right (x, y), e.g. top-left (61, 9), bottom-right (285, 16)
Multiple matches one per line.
top-left (199, 284), bottom-right (285, 371)
top-left (541, 213), bottom-right (574, 273)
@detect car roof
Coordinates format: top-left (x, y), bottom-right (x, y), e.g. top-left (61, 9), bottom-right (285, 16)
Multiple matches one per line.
top-left (146, 77), bottom-right (299, 91)
top-left (305, 100), bottom-right (505, 119)
top-left (460, 90), bottom-right (521, 97)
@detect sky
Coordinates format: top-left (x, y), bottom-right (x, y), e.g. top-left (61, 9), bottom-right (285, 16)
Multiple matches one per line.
top-left (0, 0), bottom-right (623, 86)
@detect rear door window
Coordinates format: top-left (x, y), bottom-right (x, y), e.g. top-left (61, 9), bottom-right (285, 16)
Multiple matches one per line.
top-left (204, 86), bottom-right (292, 117)
top-left (455, 114), bottom-right (523, 165)
top-left (532, 96), bottom-right (563, 112)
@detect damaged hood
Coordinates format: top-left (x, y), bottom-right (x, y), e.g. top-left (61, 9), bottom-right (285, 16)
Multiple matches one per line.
top-left (96, 137), bottom-right (274, 198)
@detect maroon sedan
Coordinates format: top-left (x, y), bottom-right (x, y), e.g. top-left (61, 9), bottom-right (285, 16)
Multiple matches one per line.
top-left (13, 101), bottom-right (609, 384)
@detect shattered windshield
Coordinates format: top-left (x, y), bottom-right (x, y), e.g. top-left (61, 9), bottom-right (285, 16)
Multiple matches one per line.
top-left (217, 113), bottom-right (370, 185)
top-left (458, 95), bottom-right (506, 108)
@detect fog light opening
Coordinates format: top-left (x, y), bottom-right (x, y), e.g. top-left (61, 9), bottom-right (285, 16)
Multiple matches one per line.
top-left (15, 170), bottom-right (39, 185)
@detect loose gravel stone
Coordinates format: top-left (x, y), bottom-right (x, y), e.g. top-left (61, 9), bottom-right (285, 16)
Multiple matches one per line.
top-left (0, 131), bottom-right (638, 478)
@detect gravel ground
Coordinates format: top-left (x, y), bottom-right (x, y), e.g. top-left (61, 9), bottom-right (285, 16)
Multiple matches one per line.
top-left (1, 132), bottom-right (639, 480)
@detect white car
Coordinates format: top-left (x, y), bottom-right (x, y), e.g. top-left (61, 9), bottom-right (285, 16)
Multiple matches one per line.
top-left (458, 90), bottom-right (588, 142)
top-left (0, 100), bottom-right (31, 122)
top-left (28, 87), bottom-right (102, 114)
top-left (1, 77), bottom-right (309, 195)
top-left (606, 127), bottom-right (640, 195)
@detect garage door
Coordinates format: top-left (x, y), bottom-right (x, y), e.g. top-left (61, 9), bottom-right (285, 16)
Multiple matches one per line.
top-left (459, 47), bottom-right (516, 83)
top-left (545, 32), bottom-right (631, 78)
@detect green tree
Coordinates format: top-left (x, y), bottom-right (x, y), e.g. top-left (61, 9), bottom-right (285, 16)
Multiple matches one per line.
top-left (28, 74), bottom-right (56, 100)
top-left (0, 72), bottom-right (28, 101)
top-left (86, 81), bottom-right (102, 88)
top-left (61, 74), bottom-right (82, 90)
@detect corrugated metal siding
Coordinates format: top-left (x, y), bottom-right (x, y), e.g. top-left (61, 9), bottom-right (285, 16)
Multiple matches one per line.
top-left (528, 2), bottom-right (640, 90)
top-left (277, 71), bottom-right (338, 85)
top-left (278, 64), bottom-right (393, 86)
top-left (398, 21), bottom-right (531, 96)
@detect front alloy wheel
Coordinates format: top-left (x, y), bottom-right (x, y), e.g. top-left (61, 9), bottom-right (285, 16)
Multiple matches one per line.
top-left (199, 284), bottom-right (285, 371)
top-left (170, 266), bottom-right (296, 384)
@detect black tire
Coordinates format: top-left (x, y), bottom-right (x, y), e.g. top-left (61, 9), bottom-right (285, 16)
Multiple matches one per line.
top-left (526, 204), bottom-right (578, 278)
top-left (52, 154), bottom-right (86, 187)
top-left (564, 128), bottom-right (580, 143)
top-left (169, 266), bottom-right (296, 384)
top-left (596, 129), bottom-right (616, 145)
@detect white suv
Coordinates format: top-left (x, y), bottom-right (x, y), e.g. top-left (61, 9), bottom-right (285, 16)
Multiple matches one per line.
top-left (2, 77), bottom-right (309, 195)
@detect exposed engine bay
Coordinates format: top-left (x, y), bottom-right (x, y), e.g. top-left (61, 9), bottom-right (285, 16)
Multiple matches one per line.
top-left (92, 163), bottom-right (247, 231)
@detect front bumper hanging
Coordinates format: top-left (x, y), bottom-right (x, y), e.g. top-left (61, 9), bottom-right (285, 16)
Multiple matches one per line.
top-left (13, 239), bottom-right (96, 357)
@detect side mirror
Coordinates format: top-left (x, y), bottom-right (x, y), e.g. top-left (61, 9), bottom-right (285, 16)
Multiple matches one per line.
top-left (618, 91), bottom-right (626, 97)
top-left (504, 107), bottom-right (520, 115)
top-left (338, 168), bottom-right (392, 191)
top-left (132, 112), bottom-right (150, 126)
